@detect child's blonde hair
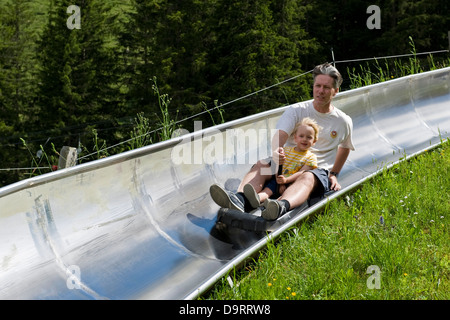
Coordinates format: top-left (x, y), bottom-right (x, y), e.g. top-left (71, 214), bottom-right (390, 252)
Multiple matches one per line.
top-left (291, 117), bottom-right (320, 142)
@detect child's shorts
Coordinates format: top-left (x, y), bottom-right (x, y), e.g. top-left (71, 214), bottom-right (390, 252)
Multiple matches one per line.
top-left (259, 157), bottom-right (330, 199)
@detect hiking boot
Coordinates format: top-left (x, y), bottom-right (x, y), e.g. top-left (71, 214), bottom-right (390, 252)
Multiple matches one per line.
top-left (209, 183), bottom-right (245, 212)
top-left (261, 199), bottom-right (288, 221)
top-left (243, 184), bottom-right (261, 209)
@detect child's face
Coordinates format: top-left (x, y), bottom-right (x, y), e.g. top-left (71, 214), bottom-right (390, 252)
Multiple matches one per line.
top-left (293, 125), bottom-right (316, 151)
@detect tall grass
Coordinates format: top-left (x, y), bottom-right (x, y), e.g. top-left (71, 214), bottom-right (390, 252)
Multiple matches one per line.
top-left (151, 76), bottom-right (179, 141)
top-left (127, 112), bottom-right (153, 151)
top-left (19, 77), bottom-right (179, 175)
top-left (206, 139), bottom-right (449, 300)
top-left (19, 138), bottom-right (58, 176)
top-left (347, 37), bottom-right (450, 89)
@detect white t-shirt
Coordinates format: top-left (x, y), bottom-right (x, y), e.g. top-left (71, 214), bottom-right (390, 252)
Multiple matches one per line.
top-left (276, 100), bottom-right (355, 170)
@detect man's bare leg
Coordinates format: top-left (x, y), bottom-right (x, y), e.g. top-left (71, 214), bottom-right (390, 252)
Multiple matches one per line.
top-left (237, 160), bottom-right (273, 193)
top-left (210, 160), bottom-right (274, 212)
top-left (261, 172), bottom-right (317, 220)
top-left (279, 171), bottom-right (317, 208)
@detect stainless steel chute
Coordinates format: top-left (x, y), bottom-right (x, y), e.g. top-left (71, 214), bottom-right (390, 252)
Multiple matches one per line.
top-left (0, 68), bottom-right (449, 300)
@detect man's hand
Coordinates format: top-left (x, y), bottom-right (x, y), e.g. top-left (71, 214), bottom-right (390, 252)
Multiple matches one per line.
top-left (329, 175), bottom-right (341, 191)
top-left (273, 147), bottom-right (285, 165)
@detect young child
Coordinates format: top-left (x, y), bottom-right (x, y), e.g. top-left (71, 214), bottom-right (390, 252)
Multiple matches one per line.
top-left (243, 117), bottom-right (320, 209)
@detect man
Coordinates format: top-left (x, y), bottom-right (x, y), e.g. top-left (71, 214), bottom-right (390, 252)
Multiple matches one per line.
top-left (210, 63), bottom-right (354, 220)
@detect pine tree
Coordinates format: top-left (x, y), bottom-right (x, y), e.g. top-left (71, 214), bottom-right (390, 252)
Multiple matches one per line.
top-left (0, 0), bottom-right (48, 185)
top-left (119, 0), bottom-right (166, 119)
top-left (270, 0), bottom-right (319, 102)
top-left (121, 0), bottom-right (217, 132)
top-left (207, 0), bottom-right (317, 120)
top-left (373, 0), bottom-right (450, 55)
top-left (37, 0), bottom-right (120, 148)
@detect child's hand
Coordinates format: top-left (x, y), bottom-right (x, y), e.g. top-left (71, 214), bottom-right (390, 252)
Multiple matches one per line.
top-left (276, 175), bottom-right (287, 184)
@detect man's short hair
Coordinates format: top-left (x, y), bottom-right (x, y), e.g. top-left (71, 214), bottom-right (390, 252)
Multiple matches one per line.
top-left (313, 63), bottom-right (343, 89)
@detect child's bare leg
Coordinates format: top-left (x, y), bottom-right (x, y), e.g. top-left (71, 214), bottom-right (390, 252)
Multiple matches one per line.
top-left (278, 184), bottom-right (286, 195)
top-left (258, 187), bottom-right (273, 203)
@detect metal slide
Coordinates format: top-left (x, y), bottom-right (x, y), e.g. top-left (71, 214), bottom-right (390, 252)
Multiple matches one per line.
top-left (0, 68), bottom-right (449, 300)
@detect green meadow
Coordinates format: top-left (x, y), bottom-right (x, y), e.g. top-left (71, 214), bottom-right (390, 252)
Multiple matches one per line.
top-left (206, 139), bottom-right (449, 300)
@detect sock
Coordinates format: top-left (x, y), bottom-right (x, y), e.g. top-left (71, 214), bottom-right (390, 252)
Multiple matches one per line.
top-left (280, 199), bottom-right (291, 211)
top-left (235, 192), bottom-right (246, 205)
top-left (236, 192), bottom-right (253, 212)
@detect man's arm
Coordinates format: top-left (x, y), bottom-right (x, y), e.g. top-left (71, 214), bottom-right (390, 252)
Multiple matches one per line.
top-left (329, 147), bottom-right (351, 191)
top-left (271, 130), bottom-right (289, 164)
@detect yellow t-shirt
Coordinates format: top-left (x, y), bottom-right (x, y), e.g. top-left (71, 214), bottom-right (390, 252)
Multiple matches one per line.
top-left (281, 147), bottom-right (317, 177)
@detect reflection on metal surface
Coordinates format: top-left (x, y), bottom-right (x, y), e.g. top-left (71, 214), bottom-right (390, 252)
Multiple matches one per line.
top-left (0, 68), bottom-right (449, 300)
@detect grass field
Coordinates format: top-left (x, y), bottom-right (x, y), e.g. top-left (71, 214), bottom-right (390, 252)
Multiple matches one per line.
top-left (205, 138), bottom-right (449, 300)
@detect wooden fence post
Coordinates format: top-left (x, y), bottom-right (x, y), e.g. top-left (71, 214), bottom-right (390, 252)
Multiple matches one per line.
top-left (58, 146), bottom-right (78, 169)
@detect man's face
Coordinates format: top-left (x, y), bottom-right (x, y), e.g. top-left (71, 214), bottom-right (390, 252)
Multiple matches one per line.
top-left (313, 74), bottom-right (339, 107)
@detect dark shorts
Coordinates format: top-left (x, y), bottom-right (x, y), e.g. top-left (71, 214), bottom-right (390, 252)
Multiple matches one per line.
top-left (259, 157), bottom-right (330, 199)
top-left (264, 176), bottom-right (279, 196)
top-left (308, 168), bottom-right (331, 198)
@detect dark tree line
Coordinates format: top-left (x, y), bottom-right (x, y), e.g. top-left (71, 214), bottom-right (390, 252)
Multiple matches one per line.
top-left (0, 0), bottom-right (449, 186)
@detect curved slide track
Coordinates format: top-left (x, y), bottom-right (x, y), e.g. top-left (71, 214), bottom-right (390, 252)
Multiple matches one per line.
top-left (0, 68), bottom-right (449, 299)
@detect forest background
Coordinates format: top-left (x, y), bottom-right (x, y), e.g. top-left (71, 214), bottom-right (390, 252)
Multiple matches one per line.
top-left (0, 0), bottom-right (449, 187)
